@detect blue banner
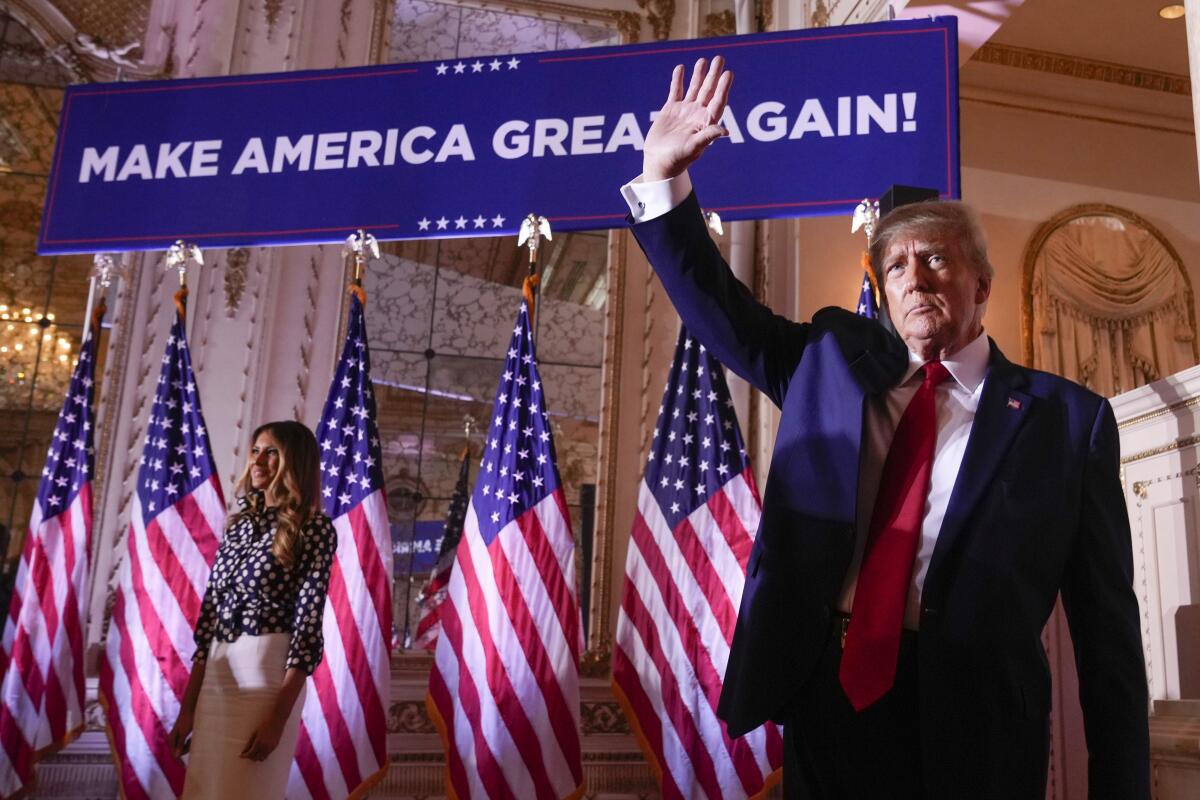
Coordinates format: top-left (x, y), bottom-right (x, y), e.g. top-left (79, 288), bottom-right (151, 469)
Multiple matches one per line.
top-left (38, 17), bottom-right (958, 255)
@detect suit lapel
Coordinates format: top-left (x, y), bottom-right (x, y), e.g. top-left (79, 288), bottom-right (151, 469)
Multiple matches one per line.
top-left (924, 342), bottom-right (1032, 603)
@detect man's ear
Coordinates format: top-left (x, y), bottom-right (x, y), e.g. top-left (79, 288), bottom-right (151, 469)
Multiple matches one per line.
top-left (975, 273), bottom-right (992, 305)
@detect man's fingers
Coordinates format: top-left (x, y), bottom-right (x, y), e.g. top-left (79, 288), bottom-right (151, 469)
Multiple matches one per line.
top-left (705, 70), bottom-right (733, 123)
top-left (683, 57), bottom-right (707, 102)
top-left (697, 55), bottom-right (724, 106)
top-left (240, 733), bottom-right (256, 757)
top-left (686, 125), bottom-right (727, 154)
top-left (664, 64), bottom-right (684, 107)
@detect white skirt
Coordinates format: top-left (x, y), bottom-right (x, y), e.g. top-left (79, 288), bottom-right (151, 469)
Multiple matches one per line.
top-left (183, 633), bottom-right (304, 800)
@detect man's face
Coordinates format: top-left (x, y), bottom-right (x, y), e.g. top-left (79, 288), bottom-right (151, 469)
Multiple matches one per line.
top-left (882, 227), bottom-right (991, 359)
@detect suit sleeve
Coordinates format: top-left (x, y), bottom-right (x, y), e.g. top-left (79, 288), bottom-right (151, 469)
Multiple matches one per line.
top-left (629, 192), bottom-right (807, 407)
top-left (1060, 399), bottom-right (1150, 799)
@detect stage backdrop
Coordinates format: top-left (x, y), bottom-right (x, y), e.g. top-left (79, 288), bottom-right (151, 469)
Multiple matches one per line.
top-left (38, 17), bottom-right (958, 255)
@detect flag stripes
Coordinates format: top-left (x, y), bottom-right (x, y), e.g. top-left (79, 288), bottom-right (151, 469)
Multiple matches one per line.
top-left (98, 309), bottom-right (225, 800)
top-left (288, 290), bottom-right (392, 800)
top-left (613, 329), bottom-right (782, 800)
top-left (428, 300), bottom-right (583, 800)
top-left (0, 328), bottom-right (99, 798)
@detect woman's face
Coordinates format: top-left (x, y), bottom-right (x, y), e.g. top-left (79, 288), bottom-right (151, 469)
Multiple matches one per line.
top-left (249, 431), bottom-right (282, 491)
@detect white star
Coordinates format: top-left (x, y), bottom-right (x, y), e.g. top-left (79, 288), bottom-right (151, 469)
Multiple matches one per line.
top-left (455, 216), bottom-right (468, 229)
top-left (491, 214), bottom-right (505, 228)
top-left (670, 502), bottom-right (680, 514)
top-left (322, 439), bottom-right (332, 451)
top-left (717, 463), bottom-right (729, 476)
top-left (660, 476), bottom-right (670, 488)
top-left (518, 448), bottom-right (529, 459)
top-left (193, 445), bottom-right (205, 458)
top-left (679, 456), bottom-right (690, 467)
top-left (683, 433), bottom-right (694, 446)
top-left (663, 454), bottom-right (673, 465)
top-left (418, 217), bottom-right (431, 231)
top-left (507, 57), bottom-right (520, 69)
top-left (339, 492), bottom-right (352, 505)
top-left (323, 486), bottom-right (332, 498)
top-left (674, 479), bottom-right (685, 491)
top-left (531, 476), bottom-right (544, 488)
top-left (699, 460), bottom-right (709, 471)
top-left (436, 63), bottom-right (448, 75)
top-left (453, 62), bottom-right (466, 74)
top-left (166, 484), bottom-right (179, 496)
top-left (720, 441), bottom-right (731, 453)
top-left (491, 512), bottom-right (501, 523)
top-left (536, 453), bottom-right (547, 465)
top-left (471, 61), bottom-right (484, 72)
top-left (695, 483), bottom-right (706, 495)
top-left (436, 216), bottom-right (449, 230)
top-left (189, 466), bottom-right (201, 478)
top-left (508, 492), bottom-right (519, 504)
top-left (474, 215), bottom-right (487, 229)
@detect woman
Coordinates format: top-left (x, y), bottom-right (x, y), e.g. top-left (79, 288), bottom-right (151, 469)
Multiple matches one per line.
top-left (168, 420), bottom-right (337, 798)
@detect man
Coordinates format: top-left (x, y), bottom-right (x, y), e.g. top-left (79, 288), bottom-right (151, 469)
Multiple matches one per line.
top-left (621, 57), bottom-right (1149, 799)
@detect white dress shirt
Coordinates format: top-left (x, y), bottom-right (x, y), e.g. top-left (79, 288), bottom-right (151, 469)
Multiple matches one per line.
top-left (620, 170), bottom-right (991, 630)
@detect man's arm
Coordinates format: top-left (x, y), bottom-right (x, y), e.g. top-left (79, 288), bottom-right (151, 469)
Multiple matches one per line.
top-left (628, 58), bottom-right (808, 405)
top-left (1061, 399), bottom-right (1150, 799)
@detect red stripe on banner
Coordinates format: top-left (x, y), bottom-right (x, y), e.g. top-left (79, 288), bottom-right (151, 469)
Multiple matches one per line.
top-left (630, 512), bottom-right (765, 795)
top-left (707, 481), bottom-right (754, 574)
top-left (175, 489), bottom-right (220, 573)
top-left (428, 664), bottom-right (472, 800)
top-left (111, 589), bottom-right (185, 796)
top-left (612, 647), bottom-right (685, 800)
top-left (144, 510), bottom-right (204, 626)
top-left (672, 516), bottom-right (738, 648)
top-left (125, 526), bottom-right (188, 702)
top-left (514, 498), bottom-right (579, 664)
top-left (0, 695), bottom-right (35, 791)
top-left (487, 531), bottom-right (583, 785)
top-left (31, 536), bottom-right (59, 656)
top-left (325, 545), bottom-right (388, 769)
top-left (348, 502), bottom-right (392, 651)
top-left (306, 613), bottom-right (365, 791)
top-left (619, 571), bottom-right (724, 800)
top-left (457, 538), bottom-right (558, 800)
top-left (98, 647), bottom-right (152, 800)
top-left (293, 724), bottom-right (333, 800)
top-left (438, 578), bottom-right (518, 800)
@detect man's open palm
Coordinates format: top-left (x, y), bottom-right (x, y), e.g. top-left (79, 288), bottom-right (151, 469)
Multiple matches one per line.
top-left (643, 56), bottom-right (733, 182)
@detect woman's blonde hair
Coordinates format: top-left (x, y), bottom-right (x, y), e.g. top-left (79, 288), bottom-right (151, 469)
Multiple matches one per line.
top-left (231, 420), bottom-right (322, 570)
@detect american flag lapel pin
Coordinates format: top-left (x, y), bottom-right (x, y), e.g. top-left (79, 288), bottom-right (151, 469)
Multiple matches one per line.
top-left (1007, 397), bottom-right (1023, 410)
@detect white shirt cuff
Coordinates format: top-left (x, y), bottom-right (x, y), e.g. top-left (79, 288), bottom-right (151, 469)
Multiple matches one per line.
top-left (620, 172), bottom-right (694, 223)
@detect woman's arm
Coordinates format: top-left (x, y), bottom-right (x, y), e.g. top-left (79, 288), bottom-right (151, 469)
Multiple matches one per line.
top-left (239, 667), bottom-right (307, 761)
top-left (168, 660), bottom-right (206, 757)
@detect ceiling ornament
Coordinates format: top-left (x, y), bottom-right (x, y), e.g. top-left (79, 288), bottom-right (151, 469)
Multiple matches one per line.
top-left (811, 0), bottom-right (831, 28)
top-left (223, 247), bottom-right (251, 317)
top-left (635, 0), bottom-right (673, 41)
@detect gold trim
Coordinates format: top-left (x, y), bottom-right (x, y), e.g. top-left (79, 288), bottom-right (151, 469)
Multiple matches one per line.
top-left (962, 96), bottom-right (1193, 136)
top-left (1118, 394), bottom-right (1200, 430)
top-left (1121, 434), bottom-right (1200, 466)
top-left (1020, 203), bottom-right (1199, 372)
top-left (583, 228), bottom-right (628, 676)
top-left (971, 42), bottom-right (1191, 96)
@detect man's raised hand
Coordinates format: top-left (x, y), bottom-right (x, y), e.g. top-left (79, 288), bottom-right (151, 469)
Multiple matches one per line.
top-left (642, 56), bottom-right (733, 183)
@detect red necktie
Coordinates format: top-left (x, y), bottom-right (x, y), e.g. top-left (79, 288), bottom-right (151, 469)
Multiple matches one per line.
top-left (839, 361), bottom-right (951, 711)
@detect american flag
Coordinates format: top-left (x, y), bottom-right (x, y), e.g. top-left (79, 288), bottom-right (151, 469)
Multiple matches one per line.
top-left (413, 449), bottom-right (471, 651)
top-left (428, 300), bottom-right (584, 800)
top-left (856, 271), bottom-right (878, 319)
top-left (288, 289), bottom-right (393, 799)
top-left (0, 326), bottom-right (100, 797)
top-left (612, 328), bottom-right (783, 800)
top-left (99, 307), bottom-right (225, 799)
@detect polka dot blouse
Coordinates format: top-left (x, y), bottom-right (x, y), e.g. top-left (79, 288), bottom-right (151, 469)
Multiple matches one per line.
top-left (193, 492), bottom-right (337, 675)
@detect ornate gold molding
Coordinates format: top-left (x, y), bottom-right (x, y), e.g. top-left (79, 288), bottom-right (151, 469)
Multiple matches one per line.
top-left (585, 229), bottom-right (629, 676)
top-left (1118, 394), bottom-right (1200, 431)
top-left (1121, 434), bottom-right (1200, 466)
top-left (1020, 203), bottom-right (1198, 371)
top-left (971, 43), bottom-right (1191, 96)
top-left (702, 9), bottom-right (735, 38)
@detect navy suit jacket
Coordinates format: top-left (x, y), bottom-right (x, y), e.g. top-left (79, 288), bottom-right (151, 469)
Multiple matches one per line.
top-left (631, 193), bottom-right (1149, 799)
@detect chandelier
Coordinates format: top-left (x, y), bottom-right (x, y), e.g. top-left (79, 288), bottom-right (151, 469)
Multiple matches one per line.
top-left (0, 302), bottom-right (77, 411)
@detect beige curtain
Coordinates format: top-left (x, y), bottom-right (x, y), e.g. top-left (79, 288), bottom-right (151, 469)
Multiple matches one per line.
top-left (1032, 215), bottom-right (1194, 396)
